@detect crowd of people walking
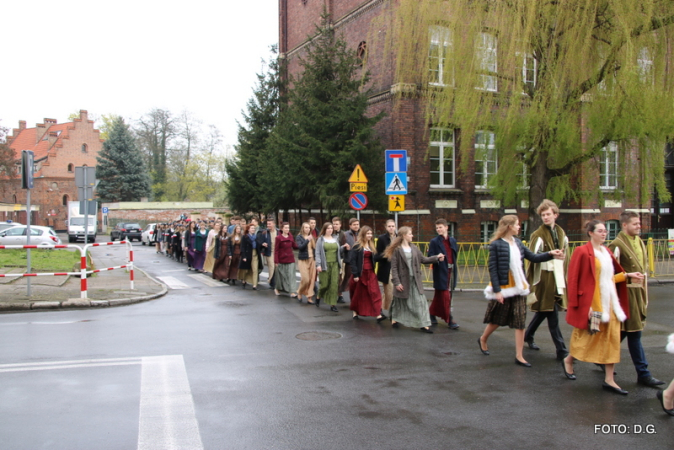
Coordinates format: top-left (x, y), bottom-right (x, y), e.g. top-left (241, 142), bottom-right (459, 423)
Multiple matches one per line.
top-left (145, 201), bottom-right (674, 413)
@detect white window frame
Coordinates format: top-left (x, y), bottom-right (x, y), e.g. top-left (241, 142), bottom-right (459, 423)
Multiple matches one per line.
top-left (480, 221), bottom-right (497, 243)
top-left (606, 220), bottom-right (620, 241)
top-left (599, 142), bottom-right (618, 190)
top-left (637, 47), bottom-right (654, 84)
top-left (522, 53), bottom-right (536, 91)
top-left (429, 127), bottom-right (456, 188)
top-left (429, 26), bottom-right (453, 87)
top-left (475, 131), bottom-right (497, 188)
top-left (476, 32), bottom-right (497, 92)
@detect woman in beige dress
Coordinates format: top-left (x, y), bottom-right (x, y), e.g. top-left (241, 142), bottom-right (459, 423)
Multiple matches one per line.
top-left (203, 222), bottom-right (221, 274)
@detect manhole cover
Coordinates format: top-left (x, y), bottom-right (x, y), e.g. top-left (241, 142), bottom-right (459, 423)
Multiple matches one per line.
top-left (296, 331), bottom-right (342, 341)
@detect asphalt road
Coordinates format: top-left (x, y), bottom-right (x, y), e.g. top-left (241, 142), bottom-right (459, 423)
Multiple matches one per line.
top-left (1, 240), bottom-right (674, 449)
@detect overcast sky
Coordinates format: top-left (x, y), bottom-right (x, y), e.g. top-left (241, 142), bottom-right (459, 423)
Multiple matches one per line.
top-left (0, 0), bottom-right (279, 151)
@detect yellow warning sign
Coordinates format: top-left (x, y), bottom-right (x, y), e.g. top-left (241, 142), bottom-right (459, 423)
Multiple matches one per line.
top-left (350, 183), bottom-right (367, 192)
top-left (389, 195), bottom-right (405, 212)
top-left (348, 164), bottom-right (368, 183)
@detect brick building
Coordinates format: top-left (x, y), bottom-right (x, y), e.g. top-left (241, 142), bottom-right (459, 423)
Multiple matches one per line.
top-left (279, 0), bottom-right (653, 241)
top-left (1, 110), bottom-right (103, 231)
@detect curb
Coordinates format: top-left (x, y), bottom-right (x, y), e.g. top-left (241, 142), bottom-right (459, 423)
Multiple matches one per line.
top-left (0, 266), bottom-right (169, 313)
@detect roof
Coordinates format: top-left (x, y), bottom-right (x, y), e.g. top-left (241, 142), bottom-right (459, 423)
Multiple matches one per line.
top-left (8, 122), bottom-right (73, 162)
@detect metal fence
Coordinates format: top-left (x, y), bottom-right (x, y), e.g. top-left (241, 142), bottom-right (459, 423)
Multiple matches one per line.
top-left (410, 238), bottom-right (674, 290)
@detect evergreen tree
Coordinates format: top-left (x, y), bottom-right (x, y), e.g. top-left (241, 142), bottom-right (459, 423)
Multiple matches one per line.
top-left (96, 117), bottom-right (152, 202)
top-left (226, 46), bottom-right (284, 215)
top-left (391, 0), bottom-right (674, 227)
top-left (266, 12), bottom-right (385, 214)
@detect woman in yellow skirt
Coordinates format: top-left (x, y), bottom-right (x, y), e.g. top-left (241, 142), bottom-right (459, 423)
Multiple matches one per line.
top-left (563, 220), bottom-right (644, 394)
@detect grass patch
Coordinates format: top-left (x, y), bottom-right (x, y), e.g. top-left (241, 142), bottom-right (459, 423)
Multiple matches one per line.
top-left (0, 249), bottom-right (82, 272)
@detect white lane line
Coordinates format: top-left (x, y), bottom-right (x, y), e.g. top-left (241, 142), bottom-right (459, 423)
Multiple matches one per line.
top-left (0, 357), bottom-right (142, 370)
top-left (0, 361), bottom-right (140, 373)
top-left (138, 355), bottom-right (203, 450)
top-left (187, 274), bottom-right (228, 288)
top-left (157, 276), bottom-right (190, 290)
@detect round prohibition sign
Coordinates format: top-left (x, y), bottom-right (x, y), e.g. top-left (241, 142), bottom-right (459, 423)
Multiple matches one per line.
top-left (349, 192), bottom-right (368, 210)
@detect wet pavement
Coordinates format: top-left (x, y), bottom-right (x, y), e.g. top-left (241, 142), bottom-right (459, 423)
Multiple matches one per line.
top-left (0, 240), bottom-right (673, 448)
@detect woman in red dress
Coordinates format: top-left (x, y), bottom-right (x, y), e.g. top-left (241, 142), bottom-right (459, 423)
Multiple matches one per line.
top-left (348, 226), bottom-right (385, 322)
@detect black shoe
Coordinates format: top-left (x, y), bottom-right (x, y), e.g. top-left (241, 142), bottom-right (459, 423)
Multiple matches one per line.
top-left (337, 296), bottom-right (345, 304)
top-left (602, 382), bottom-right (628, 395)
top-left (515, 358), bottom-right (532, 368)
top-left (430, 317), bottom-right (438, 325)
top-left (638, 376), bottom-right (666, 388)
top-left (376, 314), bottom-right (387, 323)
top-left (525, 338), bottom-right (540, 350)
top-left (352, 314), bottom-right (359, 320)
top-left (420, 327), bottom-right (433, 334)
top-left (330, 306), bottom-right (338, 312)
top-left (656, 390), bottom-right (674, 416)
top-left (392, 322), bottom-right (399, 328)
top-left (477, 338), bottom-right (489, 356)
top-left (448, 321), bottom-right (460, 330)
top-left (561, 360), bottom-right (577, 380)
top-left (315, 298), bottom-right (320, 307)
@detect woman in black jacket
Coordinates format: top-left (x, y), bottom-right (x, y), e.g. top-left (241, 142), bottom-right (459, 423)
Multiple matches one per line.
top-left (239, 223), bottom-right (263, 289)
top-left (376, 219), bottom-right (397, 312)
top-left (478, 215), bottom-right (563, 367)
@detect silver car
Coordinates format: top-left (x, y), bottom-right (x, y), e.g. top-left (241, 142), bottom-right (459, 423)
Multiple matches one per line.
top-left (0, 226), bottom-right (62, 246)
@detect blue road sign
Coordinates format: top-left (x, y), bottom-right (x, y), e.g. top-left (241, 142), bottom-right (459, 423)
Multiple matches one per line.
top-left (385, 172), bottom-right (408, 195)
top-left (102, 207), bottom-right (109, 214)
top-left (385, 149), bottom-right (408, 173)
top-left (349, 192), bottom-right (368, 210)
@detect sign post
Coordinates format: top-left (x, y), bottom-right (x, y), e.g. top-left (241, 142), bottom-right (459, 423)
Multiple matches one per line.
top-left (348, 165), bottom-right (368, 221)
top-left (21, 150), bottom-right (34, 296)
top-left (75, 166), bottom-right (97, 243)
top-left (385, 150), bottom-right (408, 228)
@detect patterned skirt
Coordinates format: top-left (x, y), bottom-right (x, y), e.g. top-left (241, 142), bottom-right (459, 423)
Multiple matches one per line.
top-left (483, 295), bottom-right (527, 329)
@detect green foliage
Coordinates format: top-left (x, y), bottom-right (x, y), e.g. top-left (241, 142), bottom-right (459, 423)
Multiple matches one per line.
top-left (266, 15), bottom-right (385, 214)
top-left (226, 46), bottom-right (284, 215)
top-left (388, 0), bottom-right (674, 222)
top-left (0, 248), bottom-right (80, 272)
top-left (96, 117), bottom-right (152, 202)
top-left (0, 124), bottom-right (16, 178)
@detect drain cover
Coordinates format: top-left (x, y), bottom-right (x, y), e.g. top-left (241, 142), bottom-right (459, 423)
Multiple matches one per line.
top-left (296, 331), bottom-right (342, 341)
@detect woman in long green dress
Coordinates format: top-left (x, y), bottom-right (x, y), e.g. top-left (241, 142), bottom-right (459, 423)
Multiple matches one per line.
top-left (385, 227), bottom-right (444, 333)
top-left (315, 222), bottom-right (342, 312)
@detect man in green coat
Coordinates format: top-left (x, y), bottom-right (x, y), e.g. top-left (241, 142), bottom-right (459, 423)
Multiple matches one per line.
top-left (524, 200), bottom-right (569, 360)
top-left (607, 211), bottom-right (664, 388)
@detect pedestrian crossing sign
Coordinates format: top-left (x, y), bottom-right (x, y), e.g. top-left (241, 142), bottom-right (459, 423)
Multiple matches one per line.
top-left (385, 172), bottom-right (407, 195)
top-left (389, 195), bottom-right (405, 212)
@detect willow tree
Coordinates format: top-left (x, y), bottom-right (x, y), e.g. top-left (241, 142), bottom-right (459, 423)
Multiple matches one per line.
top-left (390, 0), bottom-right (674, 226)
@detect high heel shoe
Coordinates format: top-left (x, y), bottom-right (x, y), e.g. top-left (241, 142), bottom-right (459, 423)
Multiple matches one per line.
top-left (477, 337), bottom-right (489, 355)
top-left (561, 360), bottom-right (576, 380)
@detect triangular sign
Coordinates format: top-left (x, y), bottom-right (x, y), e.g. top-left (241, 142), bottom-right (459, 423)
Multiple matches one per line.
top-left (348, 164), bottom-right (368, 183)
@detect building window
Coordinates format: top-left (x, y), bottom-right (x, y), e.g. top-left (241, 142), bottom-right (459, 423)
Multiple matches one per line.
top-left (357, 41), bottom-right (367, 65)
top-left (449, 222), bottom-right (457, 238)
top-left (429, 128), bottom-right (455, 187)
top-left (63, 194), bottom-right (69, 206)
top-left (480, 221), bottom-right (497, 242)
top-left (81, 144), bottom-right (88, 153)
top-left (475, 131), bottom-right (497, 188)
top-left (429, 26), bottom-right (452, 86)
top-left (637, 47), bottom-right (653, 83)
top-left (518, 161), bottom-right (530, 188)
top-left (476, 32), bottom-right (497, 91)
top-left (522, 53), bottom-right (536, 91)
top-left (67, 163), bottom-right (74, 172)
top-left (606, 220), bottom-right (620, 240)
top-left (599, 142), bottom-right (618, 190)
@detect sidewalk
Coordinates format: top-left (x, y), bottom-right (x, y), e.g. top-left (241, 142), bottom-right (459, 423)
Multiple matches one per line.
top-left (0, 248), bottom-right (167, 312)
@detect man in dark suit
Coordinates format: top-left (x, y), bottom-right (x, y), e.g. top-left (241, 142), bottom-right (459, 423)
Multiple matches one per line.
top-left (257, 218), bottom-right (279, 288)
top-left (428, 219), bottom-right (459, 328)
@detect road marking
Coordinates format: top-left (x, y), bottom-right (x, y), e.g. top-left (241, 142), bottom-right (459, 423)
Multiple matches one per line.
top-left (138, 355), bottom-right (204, 450)
top-left (187, 274), bottom-right (228, 287)
top-left (0, 355), bottom-right (204, 450)
top-left (157, 276), bottom-right (190, 290)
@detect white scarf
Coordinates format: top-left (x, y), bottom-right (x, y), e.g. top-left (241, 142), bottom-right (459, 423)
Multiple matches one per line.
top-left (484, 239), bottom-right (530, 300)
top-left (594, 246), bottom-right (627, 323)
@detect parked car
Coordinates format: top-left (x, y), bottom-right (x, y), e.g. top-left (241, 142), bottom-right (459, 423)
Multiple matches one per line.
top-left (110, 223), bottom-right (143, 242)
top-left (0, 225), bottom-right (61, 246)
top-left (0, 222), bottom-right (22, 232)
top-left (141, 223), bottom-right (157, 245)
